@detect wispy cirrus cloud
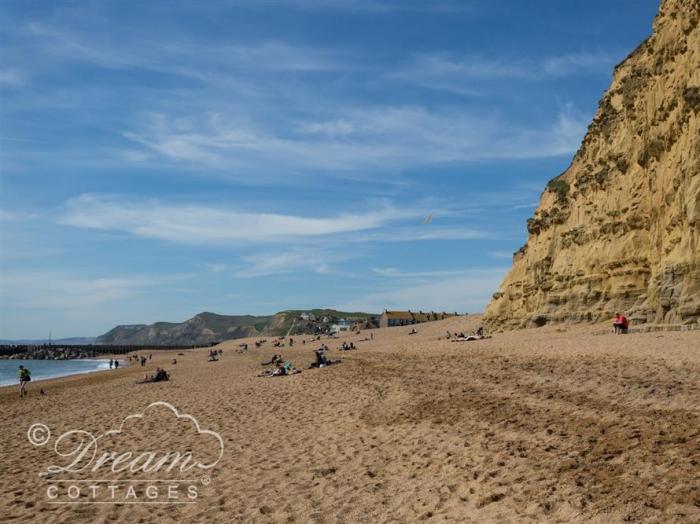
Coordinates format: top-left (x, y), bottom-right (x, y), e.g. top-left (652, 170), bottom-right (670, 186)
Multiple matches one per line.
top-left (204, 263), bottom-right (228, 273)
top-left (0, 209), bottom-right (39, 221)
top-left (226, 0), bottom-right (474, 14)
top-left (0, 69), bottom-right (25, 88)
top-left (371, 267), bottom-right (480, 278)
top-left (233, 249), bottom-right (351, 278)
top-left (391, 51), bottom-right (617, 95)
top-left (335, 267), bottom-right (508, 313)
top-left (348, 227), bottom-right (487, 242)
top-left (0, 270), bottom-right (191, 309)
top-left (25, 21), bottom-right (347, 77)
top-left (57, 194), bottom-right (421, 245)
top-left (121, 104), bottom-right (588, 177)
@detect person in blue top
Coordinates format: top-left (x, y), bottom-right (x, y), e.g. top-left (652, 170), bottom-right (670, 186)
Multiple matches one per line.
top-left (18, 365), bottom-right (31, 398)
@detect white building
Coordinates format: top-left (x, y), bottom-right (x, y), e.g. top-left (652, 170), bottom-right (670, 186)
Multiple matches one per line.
top-left (330, 319), bottom-right (354, 333)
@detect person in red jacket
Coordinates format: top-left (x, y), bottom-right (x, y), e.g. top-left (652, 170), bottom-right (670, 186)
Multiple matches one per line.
top-left (613, 313), bottom-right (629, 334)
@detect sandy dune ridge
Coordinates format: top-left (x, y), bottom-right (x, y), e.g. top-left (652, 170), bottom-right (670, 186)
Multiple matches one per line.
top-left (0, 315), bottom-right (698, 522)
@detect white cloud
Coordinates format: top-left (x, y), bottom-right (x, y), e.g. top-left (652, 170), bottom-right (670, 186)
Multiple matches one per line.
top-left (541, 51), bottom-right (616, 76)
top-left (391, 51), bottom-right (616, 95)
top-left (298, 119), bottom-right (356, 137)
top-left (0, 209), bottom-right (39, 221)
top-left (371, 267), bottom-right (482, 278)
top-left (348, 227), bottom-right (487, 243)
top-left (58, 194), bottom-right (420, 245)
top-left (0, 69), bottom-right (24, 88)
top-left (220, 42), bottom-right (344, 71)
top-left (488, 251), bottom-right (513, 260)
top-left (227, 0), bottom-right (473, 13)
top-left (0, 271), bottom-right (190, 309)
top-left (121, 105), bottom-right (588, 178)
top-left (204, 263), bottom-right (228, 273)
top-left (26, 22), bottom-right (344, 76)
top-left (233, 250), bottom-right (347, 278)
top-left (335, 268), bottom-right (508, 313)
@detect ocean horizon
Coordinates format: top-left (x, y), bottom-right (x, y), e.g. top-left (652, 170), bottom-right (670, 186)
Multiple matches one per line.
top-left (0, 359), bottom-right (120, 387)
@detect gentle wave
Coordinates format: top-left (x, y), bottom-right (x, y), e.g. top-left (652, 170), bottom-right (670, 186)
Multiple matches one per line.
top-left (0, 359), bottom-right (122, 387)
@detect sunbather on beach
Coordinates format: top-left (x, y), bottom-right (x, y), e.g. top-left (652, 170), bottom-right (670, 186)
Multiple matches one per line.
top-left (136, 367), bottom-right (170, 383)
top-left (313, 349), bottom-right (329, 367)
top-left (259, 361), bottom-right (300, 377)
top-left (309, 349), bottom-right (341, 368)
top-left (451, 329), bottom-right (491, 342)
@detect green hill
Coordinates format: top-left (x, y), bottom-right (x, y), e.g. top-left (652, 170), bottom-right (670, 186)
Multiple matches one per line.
top-left (96, 309), bottom-right (375, 346)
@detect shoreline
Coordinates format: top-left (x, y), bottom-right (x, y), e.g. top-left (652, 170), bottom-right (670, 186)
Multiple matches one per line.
top-left (0, 357), bottom-right (126, 388)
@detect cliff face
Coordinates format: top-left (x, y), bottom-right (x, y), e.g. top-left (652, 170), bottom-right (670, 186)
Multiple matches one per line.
top-left (486, 0), bottom-right (700, 329)
top-left (96, 312), bottom-right (274, 345)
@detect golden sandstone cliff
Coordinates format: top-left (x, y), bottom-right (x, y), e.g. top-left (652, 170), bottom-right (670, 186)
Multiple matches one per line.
top-left (486, 0), bottom-right (700, 329)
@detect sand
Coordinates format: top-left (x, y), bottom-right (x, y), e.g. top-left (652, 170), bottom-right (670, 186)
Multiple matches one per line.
top-left (0, 316), bottom-right (698, 523)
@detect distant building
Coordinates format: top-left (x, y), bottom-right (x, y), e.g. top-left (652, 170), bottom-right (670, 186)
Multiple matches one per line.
top-left (378, 310), bottom-right (460, 328)
top-left (330, 319), bottom-right (355, 334)
top-left (300, 312), bottom-right (316, 321)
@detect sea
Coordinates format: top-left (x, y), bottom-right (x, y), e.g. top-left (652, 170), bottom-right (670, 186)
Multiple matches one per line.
top-left (0, 359), bottom-right (119, 387)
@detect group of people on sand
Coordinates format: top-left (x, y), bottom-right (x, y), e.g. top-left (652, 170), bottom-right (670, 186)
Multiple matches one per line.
top-left (447, 326), bottom-right (490, 342)
top-left (108, 359), bottom-right (120, 369)
top-left (208, 349), bottom-right (222, 362)
top-left (339, 341), bottom-right (356, 351)
top-left (259, 360), bottom-right (300, 377)
top-left (257, 343), bottom-right (344, 377)
top-left (127, 354), bottom-right (150, 367)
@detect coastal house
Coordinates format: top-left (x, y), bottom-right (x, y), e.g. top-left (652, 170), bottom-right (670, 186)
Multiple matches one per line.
top-left (379, 311), bottom-right (415, 328)
top-left (300, 312), bottom-right (316, 321)
top-left (378, 310), bottom-right (460, 328)
top-left (330, 319), bottom-right (355, 334)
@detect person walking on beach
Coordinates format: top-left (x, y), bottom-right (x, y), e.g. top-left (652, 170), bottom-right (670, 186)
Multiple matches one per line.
top-left (18, 365), bottom-right (31, 398)
top-left (114, 359), bottom-right (119, 369)
top-left (109, 359), bottom-right (113, 369)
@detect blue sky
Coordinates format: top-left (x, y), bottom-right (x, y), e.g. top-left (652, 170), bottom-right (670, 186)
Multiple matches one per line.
top-left (0, 0), bottom-right (659, 338)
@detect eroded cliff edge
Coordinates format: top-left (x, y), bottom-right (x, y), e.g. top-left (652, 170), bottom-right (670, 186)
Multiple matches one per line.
top-left (486, 0), bottom-right (700, 329)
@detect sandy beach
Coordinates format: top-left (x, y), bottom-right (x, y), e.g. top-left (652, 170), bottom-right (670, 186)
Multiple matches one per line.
top-left (1, 316), bottom-right (698, 523)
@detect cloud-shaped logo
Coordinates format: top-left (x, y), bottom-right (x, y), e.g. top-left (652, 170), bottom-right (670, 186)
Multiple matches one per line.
top-left (102, 401), bottom-right (224, 469)
top-left (36, 401), bottom-right (224, 476)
